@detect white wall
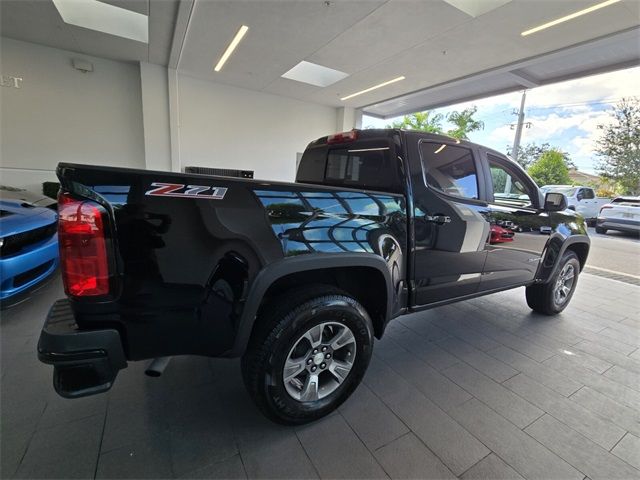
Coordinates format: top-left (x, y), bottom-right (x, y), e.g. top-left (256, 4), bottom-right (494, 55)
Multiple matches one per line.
top-left (0, 38), bottom-right (145, 192)
top-left (177, 74), bottom-right (337, 182)
top-left (139, 62), bottom-right (172, 172)
top-left (1, 38), bottom-right (345, 191)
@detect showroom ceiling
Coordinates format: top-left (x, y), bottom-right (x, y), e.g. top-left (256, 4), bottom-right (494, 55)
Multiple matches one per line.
top-left (1, 0), bottom-right (638, 117)
top-left (0, 0), bottom-right (179, 65)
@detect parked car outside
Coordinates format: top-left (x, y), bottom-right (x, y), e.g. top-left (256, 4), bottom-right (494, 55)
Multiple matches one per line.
top-left (490, 224), bottom-right (515, 243)
top-left (596, 196), bottom-right (640, 235)
top-left (0, 187), bottom-right (59, 303)
top-left (541, 185), bottom-right (609, 224)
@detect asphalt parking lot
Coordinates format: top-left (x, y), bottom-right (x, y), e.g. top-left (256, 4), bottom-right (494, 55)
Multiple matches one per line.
top-left (2, 266), bottom-right (640, 479)
top-left (584, 227), bottom-right (640, 281)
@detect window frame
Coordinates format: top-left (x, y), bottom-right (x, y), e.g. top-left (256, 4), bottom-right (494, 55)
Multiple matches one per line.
top-left (484, 151), bottom-right (541, 210)
top-left (417, 139), bottom-right (487, 205)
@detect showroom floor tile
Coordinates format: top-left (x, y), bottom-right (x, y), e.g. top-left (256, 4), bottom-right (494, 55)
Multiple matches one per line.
top-left (2, 273), bottom-right (640, 479)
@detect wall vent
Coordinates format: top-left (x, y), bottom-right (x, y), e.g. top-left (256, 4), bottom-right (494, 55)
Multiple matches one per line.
top-left (184, 166), bottom-right (254, 179)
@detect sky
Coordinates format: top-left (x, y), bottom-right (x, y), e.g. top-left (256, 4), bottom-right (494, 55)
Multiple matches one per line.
top-left (363, 66), bottom-right (639, 174)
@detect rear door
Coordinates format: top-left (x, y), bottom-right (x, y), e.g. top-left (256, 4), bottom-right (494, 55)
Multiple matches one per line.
top-left (577, 187), bottom-right (597, 218)
top-left (410, 138), bottom-right (490, 306)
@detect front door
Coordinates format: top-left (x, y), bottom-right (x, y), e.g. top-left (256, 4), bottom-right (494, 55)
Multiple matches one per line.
top-left (479, 153), bottom-right (549, 291)
top-left (411, 140), bottom-right (490, 306)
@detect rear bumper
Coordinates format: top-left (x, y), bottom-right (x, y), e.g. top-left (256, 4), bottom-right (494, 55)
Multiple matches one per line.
top-left (596, 217), bottom-right (640, 233)
top-left (38, 299), bottom-right (127, 398)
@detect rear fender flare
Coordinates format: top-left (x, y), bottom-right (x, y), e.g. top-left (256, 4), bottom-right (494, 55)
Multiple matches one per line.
top-left (229, 253), bottom-right (394, 356)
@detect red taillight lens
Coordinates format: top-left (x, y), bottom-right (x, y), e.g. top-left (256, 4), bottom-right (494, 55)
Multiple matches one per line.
top-left (327, 130), bottom-right (358, 144)
top-left (58, 193), bottom-right (109, 296)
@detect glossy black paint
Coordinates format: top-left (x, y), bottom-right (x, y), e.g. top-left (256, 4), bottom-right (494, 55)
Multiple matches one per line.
top-left (57, 162), bottom-right (407, 360)
top-left (401, 132), bottom-right (588, 310)
top-left (54, 129), bottom-right (588, 362)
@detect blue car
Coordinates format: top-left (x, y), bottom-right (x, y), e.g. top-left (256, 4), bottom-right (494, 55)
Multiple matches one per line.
top-left (0, 187), bottom-right (59, 302)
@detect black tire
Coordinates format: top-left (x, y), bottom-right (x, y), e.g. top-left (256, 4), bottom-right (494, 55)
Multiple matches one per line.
top-left (526, 251), bottom-right (580, 315)
top-left (241, 285), bottom-right (374, 425)
top-left (595, 226), bottom-right (607, 234)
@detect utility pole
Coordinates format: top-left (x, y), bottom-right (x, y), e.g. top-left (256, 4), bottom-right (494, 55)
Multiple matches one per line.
top-left (512, 90), bottom-right (527, 164)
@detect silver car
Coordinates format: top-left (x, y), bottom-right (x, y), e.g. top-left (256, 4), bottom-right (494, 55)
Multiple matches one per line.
top-left (596, 196), bottom-right (640, 235)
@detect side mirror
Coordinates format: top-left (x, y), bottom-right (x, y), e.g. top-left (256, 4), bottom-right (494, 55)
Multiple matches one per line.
top-left (544, 192), bottom-right (567, 212)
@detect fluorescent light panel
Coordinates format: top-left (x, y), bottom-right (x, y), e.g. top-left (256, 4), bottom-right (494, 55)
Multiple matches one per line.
top-left (214, 25), bottom-right (249, 72)
top-left (521, 0), bottom-right (621, 36)
top-left (282, 61), bottom-right (348, 87)
top-left (52, 0), bottom-right (148, 43)
top-left (341, 76), bottom-right (405, 101)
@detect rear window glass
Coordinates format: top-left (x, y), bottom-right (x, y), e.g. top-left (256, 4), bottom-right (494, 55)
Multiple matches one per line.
top-left (297, 143), bottom-right (402, 193)
top-left (612, 197), bottom-right (640, 204)
top-left (325, 148), bottom-right (389, 183)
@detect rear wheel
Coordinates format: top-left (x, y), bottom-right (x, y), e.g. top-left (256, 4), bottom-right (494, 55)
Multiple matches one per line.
top-left (526, 251), bottom-right (580, 315)
top-left (595, 226), bottom-right (607, 234)
top-left (241, 285), bottom-right (373, 424)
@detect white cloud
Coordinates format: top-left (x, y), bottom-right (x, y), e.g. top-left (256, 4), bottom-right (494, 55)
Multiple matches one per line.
top-left (363, 66), bottom-right (638, 173)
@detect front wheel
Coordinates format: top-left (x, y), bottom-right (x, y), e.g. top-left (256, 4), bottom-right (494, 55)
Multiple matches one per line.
top-left (241, 286), bottom-right (373, 424)
top-left (595, 226), bottom-right (607, 234)
top-left (526, 251), bottom-right (580, 315)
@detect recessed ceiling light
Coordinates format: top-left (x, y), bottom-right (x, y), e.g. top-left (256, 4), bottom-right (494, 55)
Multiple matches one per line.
top-left (282, 61), bottom-right (348, 87)
top-left (52, 0), bottom-right (148, 43)
top-left (340, 76), bottom-right (406, 101)
top-left (521, 0), bottom-right (621, 36)
top-left (214, 25), bottom-right (249, 72)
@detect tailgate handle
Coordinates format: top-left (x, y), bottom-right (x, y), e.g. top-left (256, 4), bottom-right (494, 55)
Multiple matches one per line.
top-left (425, 214), bottom-right (451, 225)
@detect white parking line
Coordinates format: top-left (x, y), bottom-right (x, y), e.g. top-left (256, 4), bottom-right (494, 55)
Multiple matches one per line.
top-left (584, 264), bottom-right (640, 280)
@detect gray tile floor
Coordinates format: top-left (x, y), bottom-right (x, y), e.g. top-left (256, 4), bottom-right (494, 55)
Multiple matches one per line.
top-left (2, 273), bottom-right (640, 479)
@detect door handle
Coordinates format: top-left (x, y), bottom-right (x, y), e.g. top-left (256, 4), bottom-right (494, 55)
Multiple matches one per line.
top-left (424, 214), bottom-right (451, 225)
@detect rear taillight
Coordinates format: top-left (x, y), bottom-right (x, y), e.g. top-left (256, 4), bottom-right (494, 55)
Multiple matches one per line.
top-left (327, 130), bottom-right (358, 144)
top-left (599, 205), bottom-right (613, 215)
top-left (58, 192), bottom-right (109, 297)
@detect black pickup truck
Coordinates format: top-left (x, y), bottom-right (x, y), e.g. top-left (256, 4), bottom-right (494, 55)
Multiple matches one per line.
top-left (39, 129), bottom-right (589, 424)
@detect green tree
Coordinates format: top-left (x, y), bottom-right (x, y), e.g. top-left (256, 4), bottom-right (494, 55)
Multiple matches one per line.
top-left (527, 150), bottom-right (571, 186)
top-left (387, 106), bottom-right (484, 139)
top-left (388, 111), bottom-right (444, 133)
top-left (508, 142), bottom-right (573, 170)
top-left (595, 97), bottom-right (640, 194)
top-left (445, 107), bottom-right (484, 140)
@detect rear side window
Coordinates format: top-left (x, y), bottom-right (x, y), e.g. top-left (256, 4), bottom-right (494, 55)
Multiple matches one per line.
top-left (420, 142), bottom-right (479, 200)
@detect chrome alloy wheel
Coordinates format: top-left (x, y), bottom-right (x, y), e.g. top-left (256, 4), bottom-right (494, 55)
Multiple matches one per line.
top-left (554, 263), bottom-right (575, 306)
top-left (283, 322), bottom-right (357, 402)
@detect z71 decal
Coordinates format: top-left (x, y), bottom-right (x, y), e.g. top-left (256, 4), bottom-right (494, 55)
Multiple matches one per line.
top-left (145, 182), bottom-right (228, 200)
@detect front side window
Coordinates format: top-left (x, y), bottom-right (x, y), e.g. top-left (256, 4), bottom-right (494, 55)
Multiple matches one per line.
top-left (420, 142), bottom-right (479, 200)
top-left (582, 188), bottom-right (595, 199)
top-left (488, 155), bottom-right (534, 208)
